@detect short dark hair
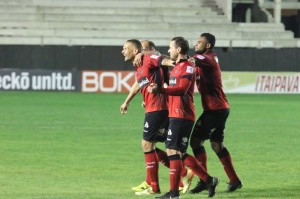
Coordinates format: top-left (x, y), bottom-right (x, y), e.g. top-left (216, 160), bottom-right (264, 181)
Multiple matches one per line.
top-left (171, 36), bottom-right (189, 55)
top-left (147, 40), bottom-right (156, 50)
top-left (200, 33), bottom-right (216, 50)
top-left (126, 39), bottom-right (142, 53)
top-left (142, 40), bottom-right (156, 51)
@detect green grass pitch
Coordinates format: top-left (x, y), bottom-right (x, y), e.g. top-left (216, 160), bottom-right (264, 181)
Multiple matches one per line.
top-left (0, 92), bottom-right (299, 199)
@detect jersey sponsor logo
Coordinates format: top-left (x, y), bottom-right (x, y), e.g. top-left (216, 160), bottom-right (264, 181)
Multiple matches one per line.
top-left (138, 76), bottom-right (150, 88)
top-left (186, 66), bottom-right (194, 74)
top-left (150, 54), bottom-right (160, 60)
top-left (196, 55), bottom-right (205, 60)
top-left (169, 77), bottom-right (176, 85)
top-left (144, 122), bottom-right (149, 128)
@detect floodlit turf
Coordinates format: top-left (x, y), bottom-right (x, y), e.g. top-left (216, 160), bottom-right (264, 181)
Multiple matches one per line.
top-left (0, 92), bottom-right (299, 199)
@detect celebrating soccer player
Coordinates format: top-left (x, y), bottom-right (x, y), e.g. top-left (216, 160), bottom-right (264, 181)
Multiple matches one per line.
top-left (148, 37), bottom-right (219, 199)
top-left (189, 33), bottom-right (242, 194)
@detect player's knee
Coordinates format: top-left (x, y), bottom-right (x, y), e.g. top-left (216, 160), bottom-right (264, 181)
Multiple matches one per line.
top-left (210, 141), bottom-right (223, 153)
top-left (141, 140), bottom-right (155, 152)
top-left (166, 149), bottom-right (178, 156)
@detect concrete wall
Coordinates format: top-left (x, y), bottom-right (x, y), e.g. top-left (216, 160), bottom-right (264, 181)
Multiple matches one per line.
top-left (0, 45), bottom-right (299, 72)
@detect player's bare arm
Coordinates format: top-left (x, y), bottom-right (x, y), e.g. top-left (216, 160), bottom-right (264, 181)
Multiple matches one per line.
top-left (161, 57), bottom-right (175, 67)
top-left (133, 52), bottom-right (174, 68)
top-left (120, 81), bottom-right (140, 114)
top-left (133, 53), bottom-right (143, 66)
top-left (188, 57), bottom-right (196, 67)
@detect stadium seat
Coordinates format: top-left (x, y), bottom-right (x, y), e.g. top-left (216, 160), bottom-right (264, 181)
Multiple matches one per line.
top-left (0, 0), bottom-right (298, 48)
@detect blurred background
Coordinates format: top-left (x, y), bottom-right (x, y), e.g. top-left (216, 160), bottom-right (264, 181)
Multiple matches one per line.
top-left (0, 0), bottom-right (299, 93)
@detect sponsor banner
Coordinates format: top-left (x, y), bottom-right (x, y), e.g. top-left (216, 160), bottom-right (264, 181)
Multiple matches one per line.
top-left (2, 69), bottom-right (298, 94)
top-left (222, 72), bottom-right (300, 94)
top-left (81, 70), bottom-right (300, 94)
top-left (81, 70), bottom-right (135, 92)
top-left (0, 69), bottom-right (80, 91)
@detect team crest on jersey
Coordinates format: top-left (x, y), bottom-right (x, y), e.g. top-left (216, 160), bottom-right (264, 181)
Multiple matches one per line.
top-left (186, 66), bottom-right (194, 74)
top-left (196, 55), bottom-right (205, 60)
top-left (150, 54), bottom-right (160, 60)
top-left (169, 77), bottom-right (176, 85)
top-left (138, 76), bottom-right (150, 88)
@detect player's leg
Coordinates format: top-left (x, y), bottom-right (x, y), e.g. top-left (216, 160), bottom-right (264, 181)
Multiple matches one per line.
top-left (182, 153), bottom-right (219, 197)
top-left (174, 118), bottom-right (218, 197)
top-left (156, 118), bottom-right (183, 199)
top-left (190, 112), bottom-right (211, 170)
top-left (189, 111), bottom-right (212, 193)
top-left (134, 111), bottom-right (162, 195)
top-left (155, 110), bottom-right (170, 168)
top-left (153, 111), bottom-right (187, 193)
top-left (210, 109), bottom-right (242, 192)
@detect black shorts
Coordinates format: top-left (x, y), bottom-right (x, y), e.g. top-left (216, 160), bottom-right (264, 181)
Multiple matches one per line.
top-left (165, 118), bottom-right (194, 153)
top-left (191, 109), bottom-right (229, 142)
top-left (143, 110), bottom-right (169, 142)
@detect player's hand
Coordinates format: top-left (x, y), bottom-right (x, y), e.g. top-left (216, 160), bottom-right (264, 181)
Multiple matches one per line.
top-left (133, 53), bottom-right (143, 67)
top-left (188, 57), bottom-right (195, 67)
top-left (142, 101), bottom-right (146, 108)
top-left (120, 103), bottom-right (128, 114)
top-left (147, 83), bottom-right (159, 94)
top-left (163, 83), bottom-right (168, 88)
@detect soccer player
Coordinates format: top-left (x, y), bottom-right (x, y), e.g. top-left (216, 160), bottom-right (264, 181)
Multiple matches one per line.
top-left (141, 40), bottom-right (169, 88)
top-left (120, 39), bottom-right (175, 195)
top-left (189, 33), bottom-right (242, 193)
top-left (148, 37), bottom-right (219, 199)
top-left (141, 40), bottom-right (159, 55)
top-left (130, 40), bottom-right (193, 194)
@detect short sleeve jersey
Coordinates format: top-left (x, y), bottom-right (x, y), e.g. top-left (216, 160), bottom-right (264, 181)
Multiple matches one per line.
top-left (193, 52), bottom-right (229, 110)
top-left (167, 60), bottom-right (196, 121)
top-left (135, 54), bottom-right (168, 113)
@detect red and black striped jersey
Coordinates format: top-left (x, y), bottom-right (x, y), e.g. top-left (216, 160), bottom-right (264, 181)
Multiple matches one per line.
top-left (161, 59), bottom-right (196, 121)
top-left (193, 51), bottom-right (229, 111)
top-left (134, 54), bottom-right (168, 113)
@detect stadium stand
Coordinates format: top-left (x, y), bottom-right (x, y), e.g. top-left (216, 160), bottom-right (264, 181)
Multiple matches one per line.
top-left (0, 0), bottom-right (299, 48)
